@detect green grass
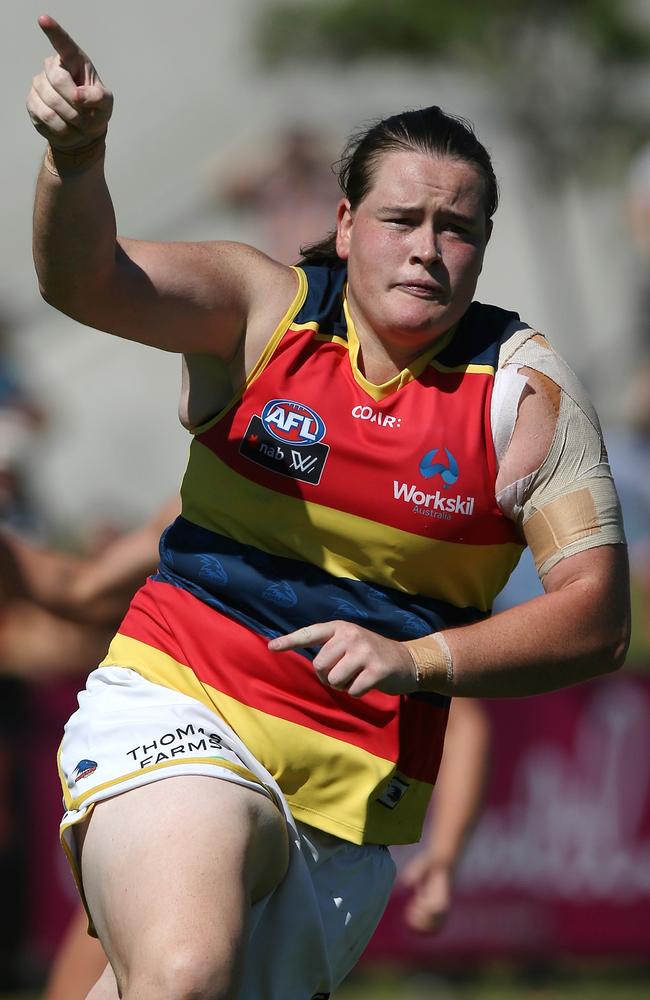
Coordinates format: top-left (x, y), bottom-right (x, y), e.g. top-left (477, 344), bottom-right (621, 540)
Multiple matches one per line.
top-left (336, 965), bottom-right (650, 999)
top-left (3, 965), bottom-right (650, 999)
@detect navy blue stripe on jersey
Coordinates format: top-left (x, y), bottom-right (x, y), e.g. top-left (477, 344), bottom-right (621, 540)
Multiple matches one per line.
top-left (437, 301), bottom-right (520, 368)
top-left (155, 516), bottom-right (484, 654)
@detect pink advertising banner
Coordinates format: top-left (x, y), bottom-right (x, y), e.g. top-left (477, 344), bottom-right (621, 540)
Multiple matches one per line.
top-left (367, 673), bottom-right (650, 962)
top-left (20, 672), bottom-right (650, 965)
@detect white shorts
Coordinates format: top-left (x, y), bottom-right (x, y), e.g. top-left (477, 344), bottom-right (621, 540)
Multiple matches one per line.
top-left (59, 666), bottom-right (396, 998)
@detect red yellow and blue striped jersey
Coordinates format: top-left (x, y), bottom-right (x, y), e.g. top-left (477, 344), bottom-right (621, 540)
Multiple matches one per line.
top-left (102, 264), bottom-right (525, 844)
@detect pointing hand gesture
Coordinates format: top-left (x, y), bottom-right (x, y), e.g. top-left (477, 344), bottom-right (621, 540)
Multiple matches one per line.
top-left (27, 15), bottom-right (113, 151)
top-left (268, 620), bottom-right (418, 698)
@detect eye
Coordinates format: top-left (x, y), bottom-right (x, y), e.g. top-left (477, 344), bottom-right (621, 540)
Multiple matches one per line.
top-left (445, 223), bottom-right (469, 235)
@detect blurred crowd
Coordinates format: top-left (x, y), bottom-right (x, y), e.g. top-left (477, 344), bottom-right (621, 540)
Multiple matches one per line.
top-left (0, 125), bottom-right (649, 994)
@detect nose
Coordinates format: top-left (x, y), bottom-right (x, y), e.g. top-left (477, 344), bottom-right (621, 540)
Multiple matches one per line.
top-left (409, 226), bottom-right (441, 266)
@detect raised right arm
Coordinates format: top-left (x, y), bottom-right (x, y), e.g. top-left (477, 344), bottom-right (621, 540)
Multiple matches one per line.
top-left (27, 15), bottom-right (296, 357)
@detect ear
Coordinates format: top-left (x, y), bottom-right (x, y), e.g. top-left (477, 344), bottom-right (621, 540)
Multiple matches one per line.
top-left (335, 199), bottom-right (353, 260)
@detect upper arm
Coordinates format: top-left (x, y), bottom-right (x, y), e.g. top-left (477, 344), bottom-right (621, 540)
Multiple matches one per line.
top-left (70, 238), bottom-right (298, 358)
top-left (494, 366), bottom-right (559, 500)
top-left (495, 361), bottom-right (626, 579)
top-left (542, 543), bottom-right (631, 667)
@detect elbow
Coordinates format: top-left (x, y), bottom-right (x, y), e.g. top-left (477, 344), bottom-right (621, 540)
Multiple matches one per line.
top-left (608, 625), bottom-right (630, 674)
top-left (595, 617), bottom-right (631, 676)
top-left (38, 286), bottom-right (68, 317)
top-left (37, 277), bottom-right (55, 305)
top-left (36, 263), bottom-right (109, 320)
top-left (37, 276), bottom-right (75, 315)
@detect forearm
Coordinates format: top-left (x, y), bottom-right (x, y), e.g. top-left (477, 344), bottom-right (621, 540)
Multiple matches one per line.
top-left (33, 146), bottom-right (118, 320)
top-left (0, 530), bottom-right (86, 617)
top-left (424, 700), bottom-right (490, 867)
top-left (411, 546), bottom-right (630, 698)
top-left (0, 603), bottom-right (113, 678)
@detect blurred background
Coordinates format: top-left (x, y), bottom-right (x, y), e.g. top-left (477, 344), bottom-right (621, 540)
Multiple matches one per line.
top-left (1, 0), bottom-right (649, 996)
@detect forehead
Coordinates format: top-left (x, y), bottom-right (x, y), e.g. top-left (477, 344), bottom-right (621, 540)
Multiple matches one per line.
top-left (365, 149), bottom-right (486, 213)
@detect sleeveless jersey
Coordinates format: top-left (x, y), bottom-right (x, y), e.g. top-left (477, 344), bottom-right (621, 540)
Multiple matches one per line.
top-left (102, 264), bottom-right (525, 844)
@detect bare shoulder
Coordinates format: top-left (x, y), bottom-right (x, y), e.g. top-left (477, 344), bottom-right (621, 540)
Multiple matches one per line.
top-left (110, 237), bottom-right (299, 356)
top-left (237, 245), bottom-right (303, 343)
top-left (119, 237), bottom-right (296, 308)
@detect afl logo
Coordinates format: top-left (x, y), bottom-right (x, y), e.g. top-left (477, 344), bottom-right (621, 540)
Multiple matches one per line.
top-left (261, 399), bottom-right (326, 446)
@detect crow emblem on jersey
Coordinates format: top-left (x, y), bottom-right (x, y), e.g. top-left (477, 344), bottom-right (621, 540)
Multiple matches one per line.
top-left (419, 447), bottom-right (459, 486)
top-left (72, 759), bottom-right (98, 782)
top-left (240, 399), bottom-right (330, 485)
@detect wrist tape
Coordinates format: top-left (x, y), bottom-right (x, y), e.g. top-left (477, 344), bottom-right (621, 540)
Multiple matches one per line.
top-left (404, 632), bottom-right (454, 691)
top-left (44, 131), bottom-right (107, 177)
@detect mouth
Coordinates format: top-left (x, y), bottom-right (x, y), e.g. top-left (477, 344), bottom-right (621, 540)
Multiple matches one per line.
top-left (395, 281), bottom-right (447, 300)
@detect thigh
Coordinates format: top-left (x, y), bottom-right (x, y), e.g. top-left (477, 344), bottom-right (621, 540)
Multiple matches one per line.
top-left (78, 775), bottom-right (289, 998)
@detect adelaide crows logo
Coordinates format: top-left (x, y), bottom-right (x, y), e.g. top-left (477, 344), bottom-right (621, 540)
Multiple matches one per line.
top-left (72, 759), bottom-right (98, 782)
top-left (418, 447), bottom-right (459, 487)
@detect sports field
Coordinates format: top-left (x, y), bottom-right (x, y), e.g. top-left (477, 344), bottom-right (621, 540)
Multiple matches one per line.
top-left (5, 966), bottom-right (650, 1000)
top-left (336, 966), bottom-right (650, 999)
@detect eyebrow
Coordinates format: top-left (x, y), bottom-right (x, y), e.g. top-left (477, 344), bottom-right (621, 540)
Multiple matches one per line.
top-left (377, 204), bottom-right (421, 215)
top-left (377, 205), bottom-right (479, 225)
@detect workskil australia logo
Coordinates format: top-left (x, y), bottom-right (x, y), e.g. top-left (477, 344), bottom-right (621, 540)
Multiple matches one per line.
top-left (394, 447), bottom-right (474, 520)
top-left (240, 398), bottom-right (330, 485)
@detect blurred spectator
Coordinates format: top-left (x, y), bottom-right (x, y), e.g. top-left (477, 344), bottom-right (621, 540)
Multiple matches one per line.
top-left (0, 312), bottom-right (49, 987)
top-left (0, 313), bottom-right (46, 534)
top-left (0, 498), bottom-right (178, 991)
top-left (627, 142), bottom-right (650, 264)
top-left (603, 361), bottom-right (650, 666)
top-left (626, 144), bottom-right (650, 355)
top-left (214, 124), bottom-right (341, 264)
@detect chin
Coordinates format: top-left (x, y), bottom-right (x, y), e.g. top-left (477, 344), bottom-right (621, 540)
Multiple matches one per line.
top-left (395, 304), bottom-right (453, 337)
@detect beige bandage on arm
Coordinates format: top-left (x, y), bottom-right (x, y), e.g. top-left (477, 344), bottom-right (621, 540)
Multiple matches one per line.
top-left (494, 331), bottom-right (626, 579)
top-left (404, 632), bottom-right (454, 692)
top-left (43, 132), bottom-right (108, 177)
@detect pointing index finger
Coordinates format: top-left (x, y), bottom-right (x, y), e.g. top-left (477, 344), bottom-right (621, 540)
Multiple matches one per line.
top-left (38, 14), bottom-right (85, 66)
top-left (268, 622), bottom-right (337, 652)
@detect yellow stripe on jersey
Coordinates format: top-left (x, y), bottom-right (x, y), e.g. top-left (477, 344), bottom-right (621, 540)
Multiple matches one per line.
top-left (342, 298), bottom-right (458, 401)
top-left (429, 358), bottom-right (496, 375)
top-left (99, 633), bottom-right (433, 844)
top-left (190, 266), bottom-right (308, 437)
top-left (314, 332), bottom-right (349, 349)
top-left (181, 440), bottom-right (522, 611)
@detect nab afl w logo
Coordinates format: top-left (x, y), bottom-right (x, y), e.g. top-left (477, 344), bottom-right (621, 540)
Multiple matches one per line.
top-left (419, 447), bottom-right (459, 487)
top-left (240, 398), bottom-right (330, 485)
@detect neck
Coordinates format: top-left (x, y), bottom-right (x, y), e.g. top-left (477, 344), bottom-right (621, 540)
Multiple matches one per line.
top-left (355, 332), bottom-right (410, 383)
top-left (347, 301), bottom-right (450, 384)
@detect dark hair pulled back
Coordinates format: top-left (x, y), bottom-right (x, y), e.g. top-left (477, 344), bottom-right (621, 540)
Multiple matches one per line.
top-left (298, 106), bottom-right (498, 267)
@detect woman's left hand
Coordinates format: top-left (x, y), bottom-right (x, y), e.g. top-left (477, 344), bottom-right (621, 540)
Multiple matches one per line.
top-left (268, 620), bottom-right (417, 697)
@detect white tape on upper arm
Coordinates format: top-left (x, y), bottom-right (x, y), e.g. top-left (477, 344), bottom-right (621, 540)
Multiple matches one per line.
top-left (493, 330), bottom-right (625, 575)
top-left (490, 365), bottom-right (529, 467)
